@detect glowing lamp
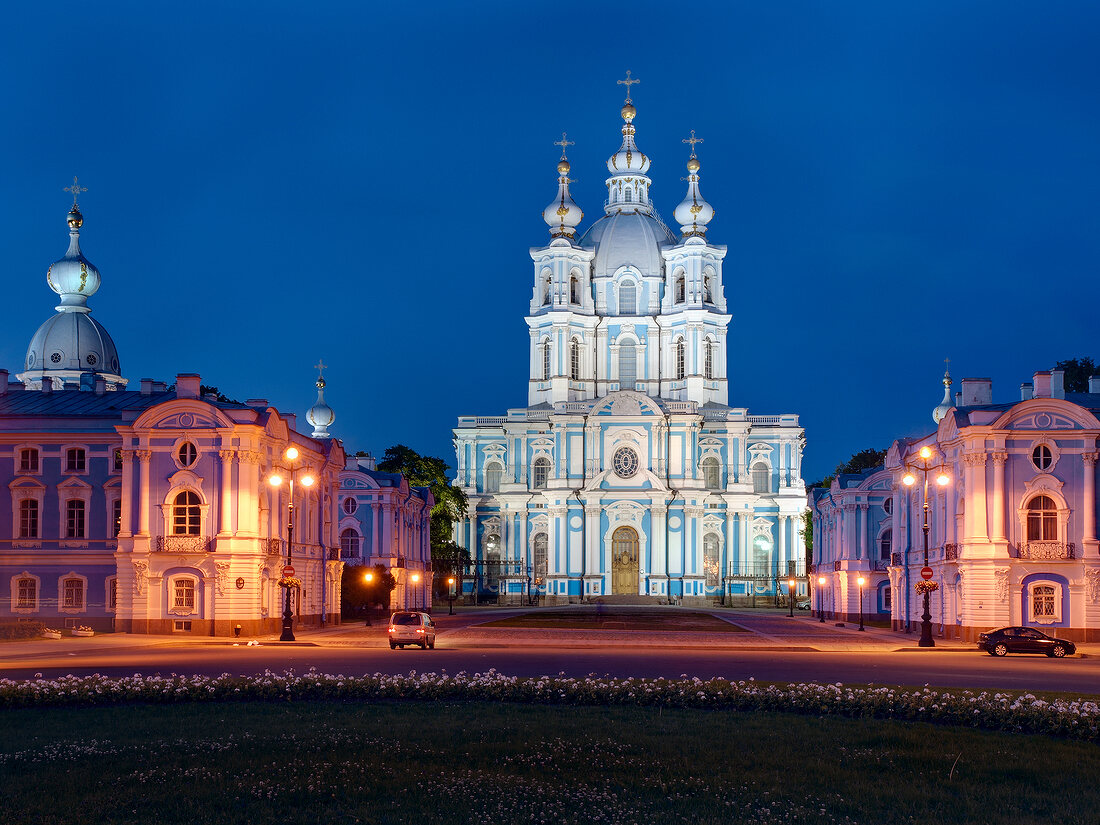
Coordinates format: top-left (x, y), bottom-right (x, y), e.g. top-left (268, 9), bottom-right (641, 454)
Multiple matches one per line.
top-left (937, 473), bottom-right (950, 486)
top-left (364, 572), bottom-right (373, 582)
top-left (857, 576), bottom-right (866, 587)
top-left (903, 473), bottom-right (916, 486)
top-left (411, 573), bottom-right (421, 583)
top-left (285, 446), bottom-right (300, 461)
top-left (448, 577), bottom-right (455, 585)
top-left (817, 576), bottom-right (826, 586)
top-left (301, 475), bottom-right (315, 487)
top-left (268, 474), bottom-right (283, 487)
top-left (919, 446), bottom-right (932, 459)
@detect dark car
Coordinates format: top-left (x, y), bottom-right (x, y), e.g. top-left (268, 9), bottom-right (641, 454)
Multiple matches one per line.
top-left (978, 626), bottom-right (1075, 658)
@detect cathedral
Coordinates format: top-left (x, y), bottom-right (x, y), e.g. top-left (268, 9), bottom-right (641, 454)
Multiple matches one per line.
top-left (454, 79), bottom-right (807, 605)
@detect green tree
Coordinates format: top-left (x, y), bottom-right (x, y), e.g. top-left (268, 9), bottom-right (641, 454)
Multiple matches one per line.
top-left (340, 563), bottom-right (398, 616)
top-left (431, 541), bottom-right (471, 600)
top-left (811, 447), bottom-right (888, 489)
top-left (1055, 358), bottom-right (1098, 393)
top-left (376, 444), bottom-right (469, 553)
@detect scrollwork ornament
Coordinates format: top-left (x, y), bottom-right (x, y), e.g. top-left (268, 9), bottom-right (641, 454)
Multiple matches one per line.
top-left (132, 560), bottom-right (148, 597)
top-left (1085, 568), bottom-right (1100, 604)
top-left (214, 561), bottom-right (231, 596)
top-left (994, 568), bottom-right (1010, 602)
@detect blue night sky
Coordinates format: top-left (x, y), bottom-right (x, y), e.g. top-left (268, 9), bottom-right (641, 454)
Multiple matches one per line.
top-left (2, 2), bottom-right (1098, 482)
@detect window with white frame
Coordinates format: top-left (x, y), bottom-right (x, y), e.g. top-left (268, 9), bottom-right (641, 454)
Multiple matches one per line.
top-left (570, 275), bottom-right (580, 304)
top-left (542, 339), bottom-right (551, 380)
top-left (1029, 582), bottom-right (1060, 624)
top-left (704, 340), bottom-right (714, 379)
top-left (703, 534), bottom-right (720, 587)
top-left (173, 578), bottom-right (196, 612)
top-left (675, 275), bottom-right (685, 304)
top-left (66, 447), bottom-right (86, 473)
top-left (619, 281), bottom-right (637, 315)
top-left (703, 276), bottom-right (712, 303)
top-left (543, 274), bottom-right (551, 305)
top-left (340, 528), bottom-right (360, 558)
top-left (19, 499), bottom-right (39, 539)
top-left (675, 339), bottom-right (686, 380)
top-left (883, 586), bottom-right (892, 609)
top-left (62, 577), bottom-right (85, 610)
top-left (173, 491), bottom-right (201, 535)
top-left (1032, 445), bottom-right (1053, 471)
top-left (880, 529), bottom-right (892, 560)
top-left (484, 463), bottom-right (502, 494)
top-left (619, 341), bottom-right (637, 390)
top-left (66, 499), bottom-right (86, 539)
top-left (18, 448), bottom-right (39, 473)
top-left (342, 497), bottom-right (358, 515)
top-left (16, 576), bottom-right (37, 610)
top-left (702, 456), bottom-right (720, 490)
top-left (570, 338), bottom-right (580, 380)
top-left (1026, 495), bottom-right (1057, 541)
top-left (532, 457), bottom-right (550, 489)
top-left (751, 463), bottom-right (771, 494)
top-left (107, 577), bottom-right (118, 611)
top-left (883, 497), bottom-right (893, 515)
top-left (178, 442), bottom-right (198, 467)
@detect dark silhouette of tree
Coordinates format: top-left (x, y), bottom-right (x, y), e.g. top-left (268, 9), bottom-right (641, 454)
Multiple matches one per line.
top-left (1055, 358), bottom-right (1098, 393)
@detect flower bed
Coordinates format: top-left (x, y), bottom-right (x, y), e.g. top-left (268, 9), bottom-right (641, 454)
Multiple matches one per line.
top-left (1, 669), bottom-right (1098, 742)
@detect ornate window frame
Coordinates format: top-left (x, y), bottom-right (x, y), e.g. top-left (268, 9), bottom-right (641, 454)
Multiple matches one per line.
top-left (10, 478), bottom-right (45, 544)
top-left (10, 571), bottom-right (40, 613)
top-left (105, 575), bottom-right (118, 613)
top-left (617, 277), bottom-right (639, 316)
top-left (701, 456), bottom-right (721, 490)
top-left (342, 496), bottom-right (359, 516)
top-left (1016, 476), bottom-right (1068, 547)
top-left (15, 445), bottom-right (41, 476)
top-left (62, 444), bottom-right (89, 475)
top-left (160, 471), bottom-right (210, 539)
top-left (1029, 438), bottom-right (1059, 473)
top-left (482, 461), bottom-right (504, 494)
top-left (339, 527), bottom-right (362, 559)
top-left (1022, 574), bottom-right (1067, 626)
top-left (171, 437), bottom-right (202, 471)
top-left (58, 572), bottom-right (88, 614)
top-left (58, 477), bottom-right (92, 546)
top-left (167, 573), bottom-right (201, 616)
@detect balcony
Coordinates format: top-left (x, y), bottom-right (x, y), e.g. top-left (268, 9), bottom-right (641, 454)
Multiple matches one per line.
top-left (1017, 542), bottom-right (1075, 560)
top-left (891, 552), bottom-right (902, 566)
top-left (871, 559), bottom-right (890, 571)
top-left (262, 538), bottom-right (284, 557)
top-left (944, 544), bottom-right (959, 561)
top-left (155, 535), bottom-right (211, 554)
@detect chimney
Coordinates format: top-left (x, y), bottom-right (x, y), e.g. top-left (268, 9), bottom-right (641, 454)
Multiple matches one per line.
top-left (175, 373), bottom-right (201, 399)
top-left (140, 378), bottom-right (154, 395)
top-left (1051, 369), bottom-right (1065, 399)
top-left (1033, 370), bottom-right (1052, 399)
top-left (94, 377), bottom-right (106, 395)
top-left (955, 391), bottom-right (962, 407)
top-left (960, 378), bottom-right (992, 407)
top-left (153, 381), bottom-right (168, 393)
top-left (1090, 376), bottom-right (1100, 394)
top-left (246, 398), bottom-right (269, 409)
top-left (1021, 382), bottom-right (1034, 401)
top-left (0, 370), bottom-right (7, 395)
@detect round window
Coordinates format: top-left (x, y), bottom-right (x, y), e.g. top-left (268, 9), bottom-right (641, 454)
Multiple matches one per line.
top-left (1032, 445), bottom-right (1053, 471)
top-left (86, 353), bottom-right (98, 366)
top-left (612, 446), bottom-right (639, 479)
top-left (342, 497), bottom-right (359, 515)
top-left (883, 497), bottom-right (893, 515)
top-left (50, 352), bottom-right (62, 364)
top-left (178, 442), bottom-right (198, 467)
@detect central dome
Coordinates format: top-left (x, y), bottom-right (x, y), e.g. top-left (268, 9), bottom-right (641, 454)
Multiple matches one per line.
top-left (580, 210), bottom-right (675, 278)
top-left (25, 311), bottom-right (122, 377)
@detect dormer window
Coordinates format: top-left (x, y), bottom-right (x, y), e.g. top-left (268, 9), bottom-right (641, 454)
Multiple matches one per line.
top-left (18, 448), bottom-right (39, 474)
top-left (66, 448), bottom-right (86, 473)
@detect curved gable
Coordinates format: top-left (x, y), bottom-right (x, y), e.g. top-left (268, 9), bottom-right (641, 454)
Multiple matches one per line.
top-left (591, 391), bottom-right (664, 417)
top-left (133, 399), bottom-right (236, 431)
top-left (992, 399), bottom-right (1100, 432)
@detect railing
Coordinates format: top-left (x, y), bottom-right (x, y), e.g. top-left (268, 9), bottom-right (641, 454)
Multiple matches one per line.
top-left (747, 414), bottom-right (800, 426)
top-left (1018, 542), bottom-right (1075, 560)
top-left (891, 552), bottom-right (902, 566)
top-left (456, 416), bottom-right (508, 428)
top-left (944, 544), bottom-right (959, 561)
top-left (872, 559), bottom-right (890, 571)
top-left (726, 561), bottom-right (807, 579)
top-left (663, 401), bottom-right (698, 414)
top-left (155, 535), bottom-right (211, 553)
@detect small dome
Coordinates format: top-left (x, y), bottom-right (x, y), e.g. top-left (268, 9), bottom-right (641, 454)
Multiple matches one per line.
top-left (621, 102), bottom-right (636, 122)
top-left (686, 157), bottom-right (700, 173)
top-left (24, 311), bottom-right (123, 378)
top-left (307, 375), bottom-right (335, 438)
top-left (557, 159), bottom-right (570, 175)
top-left (580, 211), bottom-right (675, 278)
top-left (47, 211), bottom-right (101, 310)
top-left (932, 365), bottom-right (954, 424)
top-left (673, 155), bottom-right (715, 237)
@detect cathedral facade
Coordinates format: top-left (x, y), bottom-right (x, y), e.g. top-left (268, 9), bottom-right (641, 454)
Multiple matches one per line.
top-left (454, 86), bottom-right (806, 606)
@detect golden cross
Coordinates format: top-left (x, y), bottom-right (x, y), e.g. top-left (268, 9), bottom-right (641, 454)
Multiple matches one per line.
top-left (553, 132), bottom-right (575, 160)
top-left (314, 359), bottom-right (327, 378)
top-left (64, 176), bottom-right (87, 208)
top-left (682, 130), bottom-right (704, 157)
top-left (944, 356), bottom-right (951, 375)
top-left (617, 70), bottom-right (640, 103)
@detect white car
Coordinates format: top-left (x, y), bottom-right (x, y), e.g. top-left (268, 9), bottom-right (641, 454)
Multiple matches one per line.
top-left (388, 611), bottom-right (437, 650)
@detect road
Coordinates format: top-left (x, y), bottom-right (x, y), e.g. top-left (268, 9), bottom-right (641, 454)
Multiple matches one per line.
top-left (3, 643), bottom-right (1098, 694)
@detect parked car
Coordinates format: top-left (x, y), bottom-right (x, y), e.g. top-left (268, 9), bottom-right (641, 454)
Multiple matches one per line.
top-left (389, 611), bottom-right (436, 650)
top-left (978, 626), bottom-right (1075, 658)
top-left (795, 599), bottom-right (811, 611)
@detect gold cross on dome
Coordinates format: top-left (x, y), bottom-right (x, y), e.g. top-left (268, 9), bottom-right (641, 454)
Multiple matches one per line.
top-left (682, 130), bottom-right (704, 157)
top-left (314, 359), bottom-right (327, 378)
top-left (64, 176), bottom-right (87, 207)
top-left (617, 70), bottom-right (640, 103)
top-left (553, 132), bottom-right (575, 160)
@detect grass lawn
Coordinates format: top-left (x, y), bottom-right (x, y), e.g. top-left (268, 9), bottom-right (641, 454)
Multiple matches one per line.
top-left (1, 700), bottom-right (1097, 825)
top-left (480, 608), bottom-right (748, 631)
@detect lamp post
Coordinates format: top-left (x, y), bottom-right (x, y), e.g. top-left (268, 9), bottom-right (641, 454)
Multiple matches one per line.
top-left (447, 577), bottom-right (456, 615)
top-left (268, 446), bottom-right (314, 642)
top-left (363, 571), bottom-right (373, 625)
top-left (856, 575), bottom-right (866, 631)
top-left (410, 572), bottom-right (421, 610)
top-left (788, 577), bottom-right (796, 617)
top-left (817, 575), bottom-right (826, 623)
top-left (903, 445), bottom-right (950, 648)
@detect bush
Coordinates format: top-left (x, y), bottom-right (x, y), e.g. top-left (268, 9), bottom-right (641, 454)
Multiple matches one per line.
top-left (0, 621), bottom-right (48, 640)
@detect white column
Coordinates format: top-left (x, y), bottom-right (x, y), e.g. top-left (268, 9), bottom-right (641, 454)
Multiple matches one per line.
top-left (858, 504), bottom-right (868, 560)
top-left (1083, 452), bottom-right (1098, 547)
top-left (991, 451), bottom-right (1007, 542)
top-left (137, 449), bottom-right (152, 536)
top-left (219, 449), bottom-right (235, 535)
top-left (119, 449), bottom-right (135, 538)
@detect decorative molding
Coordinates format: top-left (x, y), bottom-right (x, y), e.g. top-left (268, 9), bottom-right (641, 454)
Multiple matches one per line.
top-left (994, 568), bottom-right (1009, 602)
top-left (1085, 568), bottom-right (1100, 604)
top-left (214, 561), bottom-right (231, 596)
top-left (132, 560), bottom-right (148, 597)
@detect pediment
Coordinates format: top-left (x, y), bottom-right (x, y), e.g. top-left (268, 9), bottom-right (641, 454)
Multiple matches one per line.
top-left (591, 391), bottom-right (663, 418)
top-left (992, 399), bottom-right (1100, 432)
top-left (134, 399), bottom-right (235, 431)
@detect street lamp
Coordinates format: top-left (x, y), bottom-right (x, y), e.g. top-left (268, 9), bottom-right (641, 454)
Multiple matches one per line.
top-left (363, 571), bottom-right (373, 626)
top-left (817, 575), bottom-right (826, 623)
top-left (447, 577), bottom-right (456, 615)
top-left (788, 577), bottom-right (796, 617)
top-left (410, 572), bottom-right (421, 610)
top-left (268, 446), bottom-right (314, 642)
top-left (856, 575), bottom-right (866, 631)
top-left (902, 445), bottom-right (950, 648)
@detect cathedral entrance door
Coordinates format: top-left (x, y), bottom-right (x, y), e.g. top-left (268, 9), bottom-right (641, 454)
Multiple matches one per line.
top-left (611, 526), bottom-right (639, 595)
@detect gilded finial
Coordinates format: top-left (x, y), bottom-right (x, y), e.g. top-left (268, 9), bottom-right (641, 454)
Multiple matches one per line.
top-left (943, 357), bottom-right (952, 387)
top-left (617, 70), bottom-right (640, 103)
top-left (553, 132), bottom-right (575, 160)
top-left (64, 176), bottom-right (87, 209)
top-left (314, 358), bottom-right (327, 389)
top-left (682, 130), bottom-right (704, 158)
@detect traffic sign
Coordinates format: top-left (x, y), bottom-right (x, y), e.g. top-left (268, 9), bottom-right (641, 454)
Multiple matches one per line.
top-left (282, 565), bottom-right (296, 577)
top-left (920, 566), bottom-right (934, 580)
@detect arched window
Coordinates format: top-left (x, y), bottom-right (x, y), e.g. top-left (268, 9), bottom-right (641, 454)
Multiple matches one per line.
top-left (172, 491), bottom-right (201, 535)
top-left (1026, 495), bottom-right (1057, 541)
top-left (619, 341), bottom-right (637, 390)
top-left (624, 188), bottom-right (633, 202)
top-left (543, 274), bottom-right (551, 305)
top-left (340, 528), bottom-right (360, 559)
top-left (703, 276), bottom-right (712, 303)
top-left (619, 281), bottom-right (637, 315)
top-left (484, 533), bottom-right (500, 588)
top-left (484, 463), bottom-right (502, 494)
top-left (542, 339), bottom-right (551, 380)
top-left (675, 275), bottom-right (685, 304)
top-left (675, 339), bottom-right (686, 380)
top-left (702, 456), bottom-right (720, 490)
top-left (703, 534), bottom-right (720, 587)
top-left (19, 499), bottom-right (38, 539)
top-left (751, 463), bottom-right (771, 494)
top-left (533, 533), bottom-right (548, 585)
top-left (704, 339), bottom-right (714, 379)
top-left (66, 499), bottom-right (86, 539)
top-left (570, 275), bottom-right (580, 304)
top-left (880, 528), bottom-right (892, 560)
top-left (570, 338), bottom-right (580, 380)
top-left (1030, 582), bottom-right (1059, 623)
top-left (532, 457), bottom-right (550, 489)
